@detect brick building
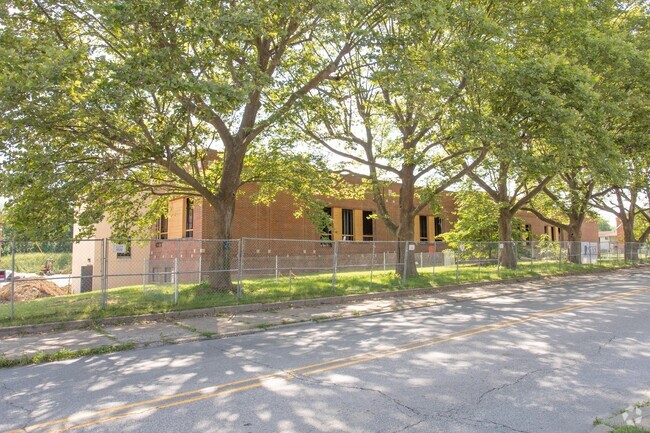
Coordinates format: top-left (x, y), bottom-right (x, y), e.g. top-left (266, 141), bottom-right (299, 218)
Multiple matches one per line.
top-left (71, 179), bottom-right (598, 292)
top-left (157, 181), bottom-right (597, 244)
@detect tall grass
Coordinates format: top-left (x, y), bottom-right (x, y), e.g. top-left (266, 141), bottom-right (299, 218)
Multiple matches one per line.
top-left (0, 252), bottom-right (73, 274)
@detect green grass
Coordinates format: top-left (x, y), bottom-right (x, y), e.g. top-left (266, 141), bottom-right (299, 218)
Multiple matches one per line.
top-left (0, 343), bottom-right (136, 368)
top-left (594, 401), bottom-right (650, 431)
top-left (611, 427), bottom-right (649, 433)
top-left (0, 259), bottom-right (635, 327)
top-left (0, 252), bottom-right (73, 274)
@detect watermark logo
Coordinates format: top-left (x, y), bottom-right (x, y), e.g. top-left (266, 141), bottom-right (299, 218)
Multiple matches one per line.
top-left (622, 406), bottom-right (643, 426)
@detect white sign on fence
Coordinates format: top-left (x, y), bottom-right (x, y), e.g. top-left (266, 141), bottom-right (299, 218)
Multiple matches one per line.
top-left (113, 244), bottom-right (127, 254)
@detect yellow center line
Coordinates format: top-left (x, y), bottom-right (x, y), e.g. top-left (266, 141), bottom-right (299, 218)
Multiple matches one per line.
top-left (4, 286), bottom-right (648, 433)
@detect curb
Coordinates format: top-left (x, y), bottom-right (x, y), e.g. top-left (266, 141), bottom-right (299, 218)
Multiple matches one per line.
top-left (591, 405), bottom-right (650, 432)
top-left (1, 264), bottom-right (645, 338)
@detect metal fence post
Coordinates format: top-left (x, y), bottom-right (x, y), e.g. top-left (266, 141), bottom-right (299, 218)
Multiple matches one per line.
top-left (237, 239), bottom-right (244, 300)
top-left (331, 241), bottom-right (338, 291)
top-left (10, 239), bottom-right (15, 321)
top-left (101, 239), bottom-right (108, 308)
top-left (558, 242), bottom-right (562, 271)
top-left (402, 242), bottom-right (408, 287)
top-left (198, 247), bottom-right (202, 283)
top-left (383, 251), bottom-right (386, 271)
top-left (530, 242), bottom-right (534, 273)
top-left (275, 255), bottom-right (279, 281)
top-left (431, 241), bottom-right (436, 282)
top-left (478, 242), bottom-right (482, 280)
top-left (174, 257), bottom-right (179, 305)
top-left (497, 242), bottom-right (501, 275)
top-left (369, 241), bottom-right (375, 290)
top-left (289, 268), bottom-right (293, 292)
top-left (455, 244), bottom-right (460, 284)
top-left (143, 258), bottom-right (148, 294)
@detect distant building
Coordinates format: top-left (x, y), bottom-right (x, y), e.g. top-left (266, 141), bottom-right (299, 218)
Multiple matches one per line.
top-left (598, 220), bottom-right (623, 252)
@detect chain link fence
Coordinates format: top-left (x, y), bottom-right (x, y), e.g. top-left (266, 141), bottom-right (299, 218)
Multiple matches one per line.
top-left (0, 238), bottom-right (648, 324)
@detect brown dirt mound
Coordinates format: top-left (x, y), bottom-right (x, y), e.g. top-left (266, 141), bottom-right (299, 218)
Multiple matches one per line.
top-left (0, 279), bottom-right (70, 303)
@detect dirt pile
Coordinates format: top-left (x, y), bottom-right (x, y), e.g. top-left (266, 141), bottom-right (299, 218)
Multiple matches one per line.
top-left (0, 279), bottom-right (70, 303)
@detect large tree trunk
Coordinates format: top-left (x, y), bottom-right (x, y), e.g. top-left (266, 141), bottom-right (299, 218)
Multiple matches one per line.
top-left (203, 147), bottom-right (245, 291)
top-left (394, 173), bottom-right (418, 278)
top-left (205, 200), bottom-right (236, 291)
top-left (622, 222), bottom-right (639, 262)
top-left (566, 213), bottom-right (584, 264)
top-left (498, 207), bottom-right (517, 269)
top-left (395, 223), bottom-right (418, 278)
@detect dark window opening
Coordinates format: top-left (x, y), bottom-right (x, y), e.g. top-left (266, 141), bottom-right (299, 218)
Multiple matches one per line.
top-left (157, 215), bottom-right (168, 240)
top-left (342, 209), bottom-right (354, 241)
top-left (434, 217), bottom-right (443, 238)
top-left (419, 215), bottom-right (428, 242)
top-left (362, 211), bottom-right (374, 241)
top-left (321, 207), bottom-right (333, 241)
top-left (551, 226), bottom-right (556, 241)
top-left (185, 198), bottom-right (194, 238)
top-left (523, 224), bottom-right (532, 239)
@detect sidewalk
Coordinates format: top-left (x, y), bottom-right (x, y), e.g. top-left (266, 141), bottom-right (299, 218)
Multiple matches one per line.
top-left (591, 404), bottom-right (650, 432)
top-left (0, 268), bottom-right (631, 363)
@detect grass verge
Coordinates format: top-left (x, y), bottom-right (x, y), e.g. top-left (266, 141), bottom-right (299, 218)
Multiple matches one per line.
top-left (594, 401), bottom-right (650, 432)
top-left (0, 342), bottom-right (136, 369)
top-left (0, 260), bottom-right (635, 328)
top-left (611, 427), bottom-right (649, 433)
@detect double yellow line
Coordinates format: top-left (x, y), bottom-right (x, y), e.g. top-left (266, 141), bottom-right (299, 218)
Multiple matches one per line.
top-left (5, 286), bottom-right (649, 433)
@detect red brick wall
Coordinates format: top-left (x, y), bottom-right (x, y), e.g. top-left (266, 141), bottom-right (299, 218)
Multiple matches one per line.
top-left (192, 183), bottom-right (599, 243)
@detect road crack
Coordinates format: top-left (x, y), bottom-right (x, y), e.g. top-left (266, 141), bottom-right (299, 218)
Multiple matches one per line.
top-left (1, 382), bottom-right (32, 431)
top-left (597, 334), bottom-right (616, 355)
top-left (212, 346), bottom-right (427, 423)
top-left (477, 368), bottom-right (556, 405)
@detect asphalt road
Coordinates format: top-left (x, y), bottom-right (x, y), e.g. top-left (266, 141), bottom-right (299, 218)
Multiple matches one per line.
top-left (1, 269), bottom-right (649, 433)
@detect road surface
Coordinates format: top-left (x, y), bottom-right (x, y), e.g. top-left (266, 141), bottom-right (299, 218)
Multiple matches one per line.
top-left (1, 268), bottom-right (649, 433)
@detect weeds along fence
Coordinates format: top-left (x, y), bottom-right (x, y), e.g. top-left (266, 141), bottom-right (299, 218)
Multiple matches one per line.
top-left (0, 238), bottom-right (648, 323)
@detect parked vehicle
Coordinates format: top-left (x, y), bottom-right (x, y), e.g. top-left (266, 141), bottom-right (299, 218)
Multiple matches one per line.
top-left (0, 269), bottom-right (12, 282)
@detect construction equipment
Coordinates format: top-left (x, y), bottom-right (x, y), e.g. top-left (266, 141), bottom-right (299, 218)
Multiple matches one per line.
top-left (39, 259), bottom-right (54, 276)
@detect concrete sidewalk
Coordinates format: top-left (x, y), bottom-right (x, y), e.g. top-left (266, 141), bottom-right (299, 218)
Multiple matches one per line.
top-left (590, 404), bottom-right (650, 432)
top-left (0, 269), bottom-right (637, 362)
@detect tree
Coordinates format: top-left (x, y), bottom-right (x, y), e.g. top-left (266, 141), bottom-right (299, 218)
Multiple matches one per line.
top-left (0, 0), bottom-right (384, 289)
top-left (521, 0), bottom-right (650, 263)
top-left (442, 184), bottom-right (524, 261)
top-left (592, 158), bottom-right (650, 259)
top-left (294, 0), bottom-right (494, 277)
top-left (522, 148), bottom-right (614, 264)
top-left (598, 217), bottom-right (613, 232)
top-left (588, 1), bottom-right (650, 260)
top-left (462, 1), bottom-right (603, 268)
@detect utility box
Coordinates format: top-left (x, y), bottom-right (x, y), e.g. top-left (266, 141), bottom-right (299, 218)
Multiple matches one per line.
top-left (80, 265), bottom-right (93, 293)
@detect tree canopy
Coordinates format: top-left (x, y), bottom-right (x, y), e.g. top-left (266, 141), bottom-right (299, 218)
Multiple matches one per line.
top-left (1, 0), bottom-right (649, 277)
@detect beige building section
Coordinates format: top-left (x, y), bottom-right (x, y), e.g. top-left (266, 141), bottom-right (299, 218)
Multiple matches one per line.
top-left (71, 217), bottom-right (149, 294)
